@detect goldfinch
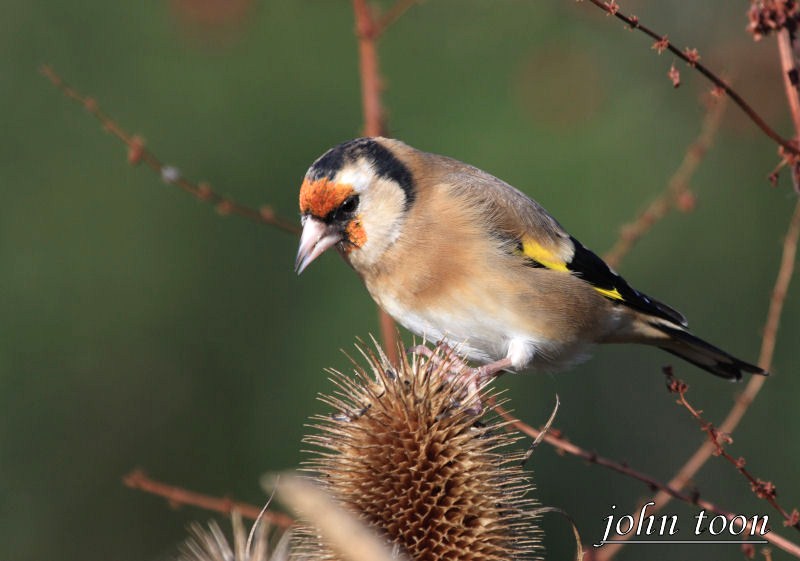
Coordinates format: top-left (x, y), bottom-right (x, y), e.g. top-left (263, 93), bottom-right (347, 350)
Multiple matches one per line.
top-left (295, 137), bottom-right (766, 381)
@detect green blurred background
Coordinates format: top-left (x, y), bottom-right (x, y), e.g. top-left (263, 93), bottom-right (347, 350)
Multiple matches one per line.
top-left (2, 1), bottom-right (798, 559)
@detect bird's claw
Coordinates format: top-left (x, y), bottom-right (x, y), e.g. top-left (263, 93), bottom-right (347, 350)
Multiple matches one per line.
top-left (409, 343), bottom-right (486, 415)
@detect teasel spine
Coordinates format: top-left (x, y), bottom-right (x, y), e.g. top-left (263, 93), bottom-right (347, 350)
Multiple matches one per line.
top-left (298, 341), bottom-right (543, 561)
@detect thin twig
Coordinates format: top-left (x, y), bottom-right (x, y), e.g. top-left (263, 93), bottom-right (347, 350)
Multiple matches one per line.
top-left (579, 0), bottom-right (799, 158)
top-left (352, 0), bottom-right (400, 365)
top-left (779, 30), bottom-right (800, 135)
top-left (757, 197), bottom-right (800, 375)
top-left (373, 0), bottom-right (422, 38)
top-left (123, 469), bottom-right (294, 528)
top-left (596, 197), bottom-right (800, 561)
top-left (492, 401), bottom-right (703, 508)
top-left (493, 404), bottom-right (800, 558)
top-left (40, 65), bottom-right (300, 236)
top-left (353, 0), bottom-right (386, 138)
top-left (597, 23), bottom-right (800, 554)
top-left (43, 53), bottom-right (403, 359)
top-left (665, 370), bottom-right (800, 531)
top-left (669, 196), bottom-right (800, 498)
top-left (778, 29), bottom-right (800, 192)
top-left (604, 96), bottom-right (727, 268)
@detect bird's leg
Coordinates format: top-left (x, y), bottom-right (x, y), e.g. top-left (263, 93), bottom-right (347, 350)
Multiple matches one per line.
top-left (407, 343), bottom-right (438, 362)
top-left (410, 345), bottom-right (514, 382)
top-left (475, 357), bottom-right (515, 382)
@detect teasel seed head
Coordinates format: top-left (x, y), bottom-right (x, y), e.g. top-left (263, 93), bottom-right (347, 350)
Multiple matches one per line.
top-left (299, 341), bottom-right (543, 561)
top-left (178, 510), bottom-right (295, 561)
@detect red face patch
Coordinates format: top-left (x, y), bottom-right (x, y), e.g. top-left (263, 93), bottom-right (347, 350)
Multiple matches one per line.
top-left (345, 219), bottom-right (367, 250)
top-left (299, 178), bottom-right (354, 219)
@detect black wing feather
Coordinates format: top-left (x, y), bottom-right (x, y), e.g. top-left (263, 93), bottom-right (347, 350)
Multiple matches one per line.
top-left (568, 237), bottom-right (688, 327)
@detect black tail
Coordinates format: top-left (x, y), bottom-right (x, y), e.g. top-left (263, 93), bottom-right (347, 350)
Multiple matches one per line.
top-left (654, 323), bottom-right (767, 381)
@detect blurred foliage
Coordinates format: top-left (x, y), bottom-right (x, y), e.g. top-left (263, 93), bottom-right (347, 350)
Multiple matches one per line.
top-left (1, 1), bottom-right (797, 560)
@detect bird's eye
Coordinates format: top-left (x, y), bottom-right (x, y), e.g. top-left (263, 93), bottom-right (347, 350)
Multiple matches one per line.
top-left (339, 195), bottom-right (359, 215)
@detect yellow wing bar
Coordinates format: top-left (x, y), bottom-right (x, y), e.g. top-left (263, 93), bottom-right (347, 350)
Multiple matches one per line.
top-left (520, 237), bottom-right (624, 301)
top-left (520, 238), bottom-right (568, 272)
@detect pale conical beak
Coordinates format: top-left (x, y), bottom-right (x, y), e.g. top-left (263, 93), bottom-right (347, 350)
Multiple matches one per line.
top-left (295, 217), bottom-right (343, 274)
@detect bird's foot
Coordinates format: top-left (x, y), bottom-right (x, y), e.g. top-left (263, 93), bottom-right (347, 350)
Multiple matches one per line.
top-left (408, 343), bottom-right (471, 375)
top-left (408, 345), bottom-right (513, 415)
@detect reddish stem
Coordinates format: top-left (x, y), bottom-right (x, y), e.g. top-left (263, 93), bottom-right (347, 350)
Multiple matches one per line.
top-left (604, 97), bottom-right (726, 268)
top-left (352, 0), bottom-right (400, 365)
top-left (582, 0), bottom-right (799, 158)
top-left (123, 469), bottom-right (294, 528)
top-left (493, 404), bottom-right (800, 557)
top-left (40, 65), bottom-right (299, 235)
top-left (666, 371), bottom-right (800, 531)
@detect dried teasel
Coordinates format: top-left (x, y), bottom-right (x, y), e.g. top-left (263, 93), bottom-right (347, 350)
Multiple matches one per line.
top-left (297, 341), bottom-right (543, 561)
top-left (178, 509), bottom-right (295, 561)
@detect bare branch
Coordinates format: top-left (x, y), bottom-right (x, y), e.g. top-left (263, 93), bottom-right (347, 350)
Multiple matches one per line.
top-left (40, 65), bottom-right (300, 236)
top-left (665, 369), bottom-right (800, 531)
top-left (578, 0), bottom-right (800, 158)
top-left (374, 0), bottom-right (422, 38)
top-left (604, 96), bottom-right (727, 268)
top-left (352, 0), bottom-right (400, 364)
top-left (123, 469), bottom-right (294, 528)
top-left (597, 199), bottom-right (800, 559)
top-left (493, 404), bottom-right (800, 558)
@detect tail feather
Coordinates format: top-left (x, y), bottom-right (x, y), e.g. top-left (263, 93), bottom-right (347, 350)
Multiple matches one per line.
top-left (654, 323), bottom-right (767, 381)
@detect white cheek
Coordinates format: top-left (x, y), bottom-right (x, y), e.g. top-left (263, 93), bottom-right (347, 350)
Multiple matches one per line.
top-left (337, 168), bottom-right (371, 193)
top-left (350, 185), bottom-right (407, 265)
top-left (360, 205), bottom-right (401, 248)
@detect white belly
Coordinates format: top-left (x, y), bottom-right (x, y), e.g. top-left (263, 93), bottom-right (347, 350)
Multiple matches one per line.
top-left (375, 292), bottom-right (592, 372)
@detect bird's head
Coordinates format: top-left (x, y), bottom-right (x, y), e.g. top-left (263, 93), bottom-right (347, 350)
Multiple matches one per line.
top-left (295, 137), bottom-right (416, 274)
